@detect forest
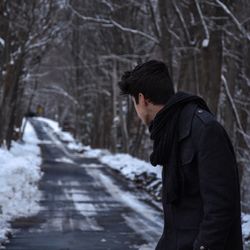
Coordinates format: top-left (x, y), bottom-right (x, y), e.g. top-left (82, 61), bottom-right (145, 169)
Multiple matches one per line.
top-left (0, 0), bottom-right (249, 213)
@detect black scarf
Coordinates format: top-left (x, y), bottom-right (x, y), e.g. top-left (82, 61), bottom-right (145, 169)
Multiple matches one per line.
top-left (148, 91), bottom-right (211, 203)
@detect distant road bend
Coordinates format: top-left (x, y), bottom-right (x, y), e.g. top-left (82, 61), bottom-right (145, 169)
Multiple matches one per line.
top-left (5, 118), bottom-right (163, 250)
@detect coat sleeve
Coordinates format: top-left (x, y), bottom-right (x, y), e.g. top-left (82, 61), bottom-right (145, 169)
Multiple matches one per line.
top-left (193, 120), bottom-right (239, 250)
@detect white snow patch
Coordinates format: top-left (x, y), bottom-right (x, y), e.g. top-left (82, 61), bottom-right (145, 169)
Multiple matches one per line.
top-left (242, 213), bottom-right (250, 241)
top-left (80, 163), bottom-right (103, 168)
top-left (0, 37), bottom-right (4, 47)
top-left (67, 141), bottom-right (85, 151)
top-left (55, 157), bottom-right (74, 164)
top-left (84, 148), bottom-right (110, 158)
top-left (0, 121), bottom-right (42, 243)
top-left (100, 153), bottom-right (161, 180)
top-left (202, 38), bottom-right (209, 48)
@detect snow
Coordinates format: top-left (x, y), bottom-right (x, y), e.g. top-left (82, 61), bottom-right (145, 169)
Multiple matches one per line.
top-left (36, 117), bottom-right (61, 133)
top-left (242, 213), bottom-right (250, 242)
top-left (0, 121), bottom-right (42, 244)
top-left (67, 141), bottom-right (86, 151)
top-left (100, 153), bottom-right (162, 180)
top-left (0, 37), bottom-right (4, 47)
top-left (84, 148), bottom-right (110, 158)
top-left (55, 157), bottom-right (74, 164)
top-left (36, 117), bottom-right (75, 143)
top-left (92, 168), bottom-right (161, 226)
top-left (202, 38), bottom-right (209, 48)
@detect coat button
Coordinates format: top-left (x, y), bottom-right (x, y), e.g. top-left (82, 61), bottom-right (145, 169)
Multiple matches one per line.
top-left (200, 246), bottom-right (205, 250)
top-left (198, 109), bottom-right (203, 113)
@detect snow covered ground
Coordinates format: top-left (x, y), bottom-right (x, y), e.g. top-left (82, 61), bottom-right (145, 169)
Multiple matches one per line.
top-left (0, 120), bottom-right (42, 244)
top-left (35, 117), bottom-right (250, 244)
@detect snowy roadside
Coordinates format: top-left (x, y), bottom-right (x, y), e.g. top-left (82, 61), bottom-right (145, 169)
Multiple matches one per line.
top-left (83, 148), bottom-right (162, 201)
top-left (36, 117), bottom-right (250, 244)
top-left (0, 121), bottom-right (42, 245)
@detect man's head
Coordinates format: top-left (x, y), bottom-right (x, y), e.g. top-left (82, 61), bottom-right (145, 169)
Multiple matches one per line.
top-left (118, 60), bottom-right (175, 125)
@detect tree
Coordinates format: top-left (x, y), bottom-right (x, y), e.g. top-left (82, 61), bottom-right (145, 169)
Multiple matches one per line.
top-left (0, 0), bottom-right (62, 148)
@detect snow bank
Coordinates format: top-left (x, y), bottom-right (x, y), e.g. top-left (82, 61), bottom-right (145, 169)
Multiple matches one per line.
top-left (78, 146), bottom-right (162, 200)
top-left (0, 121), bottom-right (42, 243)
top-left (100, 153), bottom-right (161, 180)
top-left (84, 148), bottom-right (110, 158)
top-left (99, 153), bottom-right (162, 200)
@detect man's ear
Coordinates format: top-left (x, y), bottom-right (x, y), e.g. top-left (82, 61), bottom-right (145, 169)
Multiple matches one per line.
top-left (138, 93), bottom-right (149, 106)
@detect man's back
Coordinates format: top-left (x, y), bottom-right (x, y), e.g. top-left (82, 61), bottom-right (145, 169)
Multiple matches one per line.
top-left (156, 103), bottom-right (243, 250)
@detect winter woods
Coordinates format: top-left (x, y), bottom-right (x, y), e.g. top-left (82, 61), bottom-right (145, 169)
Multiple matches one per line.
top-left (0, 0), bottom-right (250, 211)
top-left (0, 0), bottom-right (63, 148)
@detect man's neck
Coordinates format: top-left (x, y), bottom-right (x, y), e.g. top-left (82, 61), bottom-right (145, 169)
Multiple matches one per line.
top-left (148, 104), bottom-right (165, 123)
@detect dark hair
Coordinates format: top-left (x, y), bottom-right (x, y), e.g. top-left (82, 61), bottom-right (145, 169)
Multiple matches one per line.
top-left (118, 60), bottom-right (175, 104)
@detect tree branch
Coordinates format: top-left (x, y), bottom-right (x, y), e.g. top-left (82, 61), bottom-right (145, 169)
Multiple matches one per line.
top-left (171, 0), bottom-right (195, 45)
top-left (222, 75), bottom-right (249, 148)
top-left (68, 3), bottom-right (159, 44)
top-left (215, 0), bottom-right (250, 41)
top-left (194, 0), bottom-right (210, 47)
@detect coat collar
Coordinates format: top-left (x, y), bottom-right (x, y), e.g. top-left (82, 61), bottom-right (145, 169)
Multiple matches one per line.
top-left (178, 103), bottom-right (198, 141)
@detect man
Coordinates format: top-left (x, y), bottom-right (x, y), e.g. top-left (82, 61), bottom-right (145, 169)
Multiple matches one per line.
top-left (118, 60), bottom-right (243, 250)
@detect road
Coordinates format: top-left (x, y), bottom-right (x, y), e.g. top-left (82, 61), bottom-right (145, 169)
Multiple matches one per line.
top-left (5, 119), bottom-right (163, 250)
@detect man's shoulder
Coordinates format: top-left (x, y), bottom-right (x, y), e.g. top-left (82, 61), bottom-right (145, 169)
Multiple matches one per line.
top-left (191, 107), bottom-right (230, 145)
top-left (192, 107), bottom-right (224, 134)
top-left (190, 107), bottom-right (226, 146)
top-left (194, 107), bottom-right (217, 125)
top-left (179, 104), bottom-right (223, 143)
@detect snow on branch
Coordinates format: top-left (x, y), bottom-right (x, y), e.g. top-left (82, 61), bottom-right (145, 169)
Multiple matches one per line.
top-left (99, 53), bottom-right (152, 65)
top-left (171, 0), bottom-right (195, 45)
top-left (110, 19), bottom-right (159, 44)
top-left (222, 75), bottom-right (249, 148)
top-left (25, 24), bottom-right (62, 52)
top-left (0, 37), bottom-right (5, 47)
top-left (100, 0), bottom-right (115, 11)
top-left (194, 0), bottom-right (210, 47)
top-left (68, 3), bottom-right (159, 44)
top-left (215, 0), bottom-right (250, 41)
top-left (68, 4), bottom-right (110, 24)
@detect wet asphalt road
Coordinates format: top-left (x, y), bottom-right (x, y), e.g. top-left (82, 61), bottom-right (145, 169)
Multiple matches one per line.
top-left (5, 119), bottom-right (163, 250)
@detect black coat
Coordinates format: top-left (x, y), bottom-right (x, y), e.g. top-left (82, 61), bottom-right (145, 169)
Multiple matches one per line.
top-left (155, 103), bottom-right (243, 250)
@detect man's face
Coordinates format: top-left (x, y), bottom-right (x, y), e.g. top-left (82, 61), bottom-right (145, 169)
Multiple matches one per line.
top-left (132, 94), bottom-right (151, 125)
